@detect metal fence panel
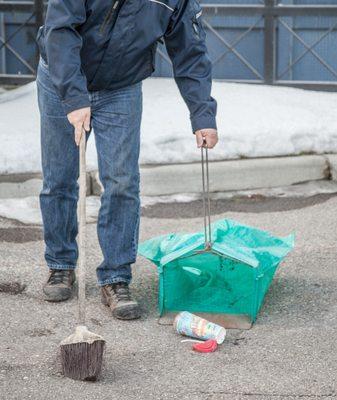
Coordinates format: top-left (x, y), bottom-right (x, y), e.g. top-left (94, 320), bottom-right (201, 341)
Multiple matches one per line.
top-left (0, 0), bottom-right (336, 90)
top-left (0, 0), bottom-right (42, 84)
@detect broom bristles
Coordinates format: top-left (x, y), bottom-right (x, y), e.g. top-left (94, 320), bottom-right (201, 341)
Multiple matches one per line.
top-left (60, 326), bottom-right (105, 381)
top-left (60, 340), bottom-right (105, 381)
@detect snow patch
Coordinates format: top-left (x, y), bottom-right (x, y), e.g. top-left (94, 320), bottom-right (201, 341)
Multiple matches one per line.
top-left (0, 196), bottom-right (101, 225)
top-left (1, 78), bottom-right (337, 174)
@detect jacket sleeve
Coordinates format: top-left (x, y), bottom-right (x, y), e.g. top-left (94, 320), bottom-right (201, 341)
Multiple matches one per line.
top-left (43, 0), bottom-right (90, 114)
top-left (164, 0), bottom-right (217, 133)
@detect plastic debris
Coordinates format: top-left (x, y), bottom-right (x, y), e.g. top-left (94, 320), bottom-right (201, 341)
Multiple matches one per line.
top-left (192, 339), bottom-right (218, 353)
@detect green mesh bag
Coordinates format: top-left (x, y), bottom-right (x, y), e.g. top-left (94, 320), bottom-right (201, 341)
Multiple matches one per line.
top-left (138, 218), bottom-right (294, 326)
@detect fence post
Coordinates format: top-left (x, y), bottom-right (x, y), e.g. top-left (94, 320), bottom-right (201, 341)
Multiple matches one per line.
top-left (34, 0), bottom-right (44, 69)
top-left (264, 0), bottom-right (276, 84)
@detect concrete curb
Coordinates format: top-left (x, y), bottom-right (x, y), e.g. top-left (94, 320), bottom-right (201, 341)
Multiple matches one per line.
top-left (0, 172), bottom-right (91, 199)
top-left (0, 154), bottom-right (335, 199)
top-left (138, 155), bottom-right (330, 196)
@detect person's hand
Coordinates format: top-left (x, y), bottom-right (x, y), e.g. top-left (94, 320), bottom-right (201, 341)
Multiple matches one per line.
top-left (195, 128), bottom-right (218, 149)
top-left (67, 107), bottom-right (91, 146)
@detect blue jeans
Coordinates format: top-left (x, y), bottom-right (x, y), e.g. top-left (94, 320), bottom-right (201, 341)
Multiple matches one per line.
top-left (36, 58), bottom-right (142, 286)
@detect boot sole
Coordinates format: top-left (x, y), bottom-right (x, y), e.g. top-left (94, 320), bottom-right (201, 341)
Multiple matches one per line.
top-left (43, 284), bottom-right (75, 302)
top-left (101, 295), bottom-right (141, 320)
top-left (113, 304), bottom-right (141, 320)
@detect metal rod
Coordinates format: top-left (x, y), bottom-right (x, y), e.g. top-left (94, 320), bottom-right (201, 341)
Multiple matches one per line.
top-left (0, 2), bottom-right (36, 13)
top-left (205, 146), bottom-right (212, 246)
top-left (0, 74), bottom-right (35, 85)
top-left (0, 13), bottom-right (6, 74)
top-left (201, 145), bottom-right (208, 247)
top-left (2, 1), bottom-right (334, 14)
top-left (264, 0), bottom-right (276, 84)
top-left (34, 0), bottom-right (44, 67)
top-left (201, 144), bottom-right (212, 249)
top-left (200, 4), bottom-right (337, 16)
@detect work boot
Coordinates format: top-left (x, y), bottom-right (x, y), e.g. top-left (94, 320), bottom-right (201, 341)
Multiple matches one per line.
top-left (43, 269), bottom-right (76, 302)
top-left (101, 282), bottom-right (141, 320)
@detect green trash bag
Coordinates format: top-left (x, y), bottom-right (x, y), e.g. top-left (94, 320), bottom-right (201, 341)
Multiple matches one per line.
top-left (138, 218), bottom-right (294, 322)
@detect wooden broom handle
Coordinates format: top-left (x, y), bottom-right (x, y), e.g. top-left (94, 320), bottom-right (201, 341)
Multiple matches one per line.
top-left (78, 132), bottom-right (86, 325)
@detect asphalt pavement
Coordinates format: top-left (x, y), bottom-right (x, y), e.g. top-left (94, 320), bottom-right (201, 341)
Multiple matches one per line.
top-left (1, 194), bottom-right (337, 400)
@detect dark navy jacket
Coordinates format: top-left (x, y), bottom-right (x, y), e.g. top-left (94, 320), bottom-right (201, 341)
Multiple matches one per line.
top-left (37, 0), bottom-right (217, 132)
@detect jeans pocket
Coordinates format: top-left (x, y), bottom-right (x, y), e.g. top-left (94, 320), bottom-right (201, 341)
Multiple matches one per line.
top-left (37, 61), bottom-right (54, 93)
top-left (39, 57), bottom-right (48, 71)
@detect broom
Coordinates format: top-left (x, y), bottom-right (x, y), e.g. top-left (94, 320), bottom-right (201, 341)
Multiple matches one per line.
top-left (60, 132), bottom-right (105, 381)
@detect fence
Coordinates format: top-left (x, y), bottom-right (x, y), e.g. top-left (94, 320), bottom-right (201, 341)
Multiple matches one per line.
top-left (0, 0), bottom-right (337, 90)
top-left (0, 0), bottom-right (43, 85)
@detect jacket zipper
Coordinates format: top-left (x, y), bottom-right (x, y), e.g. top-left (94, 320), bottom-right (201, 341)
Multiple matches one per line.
top-left (99, 0), bottom-right (120, 34)
top-left (192, 17), bottom-right (199, 37)
top-left (192, 10), bottom-right (203, 38)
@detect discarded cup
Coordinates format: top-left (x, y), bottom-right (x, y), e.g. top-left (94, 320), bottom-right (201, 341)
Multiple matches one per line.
top-left (174, 311), bottom-right (226, 344)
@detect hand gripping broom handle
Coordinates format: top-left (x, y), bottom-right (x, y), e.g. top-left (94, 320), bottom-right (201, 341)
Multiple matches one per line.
top-left (201, 143), bottom-right (212, 249)
top-left (78, 133), bottom-right (86, 325)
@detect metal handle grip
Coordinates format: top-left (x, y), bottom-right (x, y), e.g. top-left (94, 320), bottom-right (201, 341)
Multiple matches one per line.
top-left (201, 144), bottom-right (212, 249)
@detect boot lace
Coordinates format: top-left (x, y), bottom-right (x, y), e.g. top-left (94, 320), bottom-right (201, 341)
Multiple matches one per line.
top-left (48, 270), bottom-right (70, 285)
top-left (111, 283), bottom-right (131, 302)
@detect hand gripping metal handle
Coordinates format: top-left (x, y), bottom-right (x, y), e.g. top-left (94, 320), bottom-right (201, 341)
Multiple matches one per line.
top-left (201, 144), bottom-right (212, 250)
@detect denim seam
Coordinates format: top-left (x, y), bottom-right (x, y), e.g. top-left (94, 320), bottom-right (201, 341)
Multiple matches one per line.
top-left (39, 58), bottom-right (49, 71)
top-left (47, 263), bottom-right (76, 270)
top-left (131, 177), bottom-right (141, 262)
top-left (98, 276), bottom-right (131, 287)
